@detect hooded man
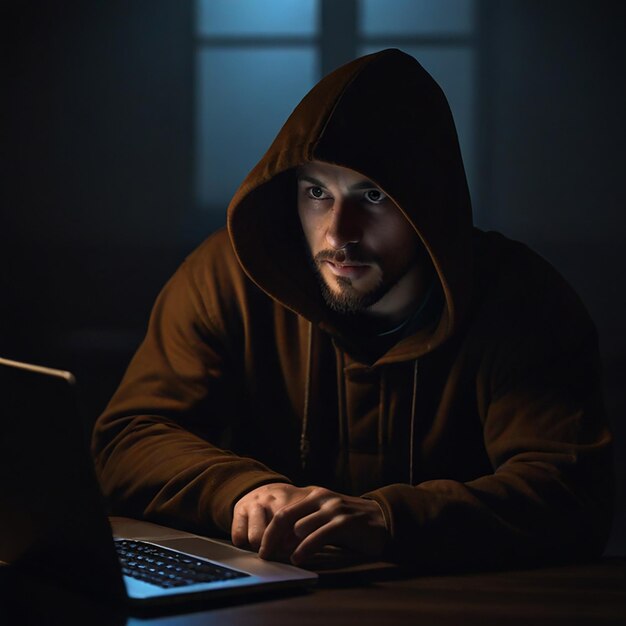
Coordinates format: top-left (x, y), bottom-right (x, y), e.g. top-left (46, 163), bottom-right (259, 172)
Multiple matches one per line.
top-left (92, 49), bottom-right (613, 571)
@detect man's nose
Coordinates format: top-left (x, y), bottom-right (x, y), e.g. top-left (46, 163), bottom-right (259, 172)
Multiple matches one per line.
top-left (325, 199), bottom-right (362, 250)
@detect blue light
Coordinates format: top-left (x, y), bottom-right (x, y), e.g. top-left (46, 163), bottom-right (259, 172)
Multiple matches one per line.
top-left (360, 0), bottom-right (474, 36)
top-left (197, 0), bottom-right (319, 37)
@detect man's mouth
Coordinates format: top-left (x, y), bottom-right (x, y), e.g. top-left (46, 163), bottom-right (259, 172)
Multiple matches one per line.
top-left (323, 260), bottom-right (370, 279)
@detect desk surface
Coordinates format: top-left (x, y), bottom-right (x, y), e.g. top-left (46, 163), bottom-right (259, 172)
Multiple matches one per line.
top-left (1, 558), bottom-right (625, 626)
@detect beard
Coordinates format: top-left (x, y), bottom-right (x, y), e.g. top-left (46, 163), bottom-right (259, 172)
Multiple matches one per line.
top-left (310, 247), bottom-right (419, 315)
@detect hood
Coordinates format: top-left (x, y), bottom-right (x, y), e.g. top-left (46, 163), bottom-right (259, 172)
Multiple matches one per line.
top-left (227, 48), bottom-right (473, 360)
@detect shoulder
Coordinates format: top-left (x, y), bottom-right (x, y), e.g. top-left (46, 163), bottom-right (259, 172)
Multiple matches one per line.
top-left (469, 229), bottom-right (598, 352)
top-left (179, 228), bottom-right (254, 296)
top-left (473, 230), bottom-right (592, 318)
top-left (183, 228), bottom-right (240, 278)
top-left (172, 228), bottom-right (273, 334)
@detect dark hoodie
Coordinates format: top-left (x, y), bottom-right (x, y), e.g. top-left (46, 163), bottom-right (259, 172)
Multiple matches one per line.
top-left (92, 49), bottom-right (613, 571)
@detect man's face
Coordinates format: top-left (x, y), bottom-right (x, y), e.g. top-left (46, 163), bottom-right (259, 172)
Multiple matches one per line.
top-left (297, 161), bottom-right (427, 320)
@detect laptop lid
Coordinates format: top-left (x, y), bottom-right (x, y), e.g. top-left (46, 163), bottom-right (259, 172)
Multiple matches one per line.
top-left (0, 356), bottom-right (128, 601)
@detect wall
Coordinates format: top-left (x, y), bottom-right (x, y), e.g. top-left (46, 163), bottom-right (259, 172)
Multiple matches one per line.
top-left (3, 2), bottom-right (194, 415)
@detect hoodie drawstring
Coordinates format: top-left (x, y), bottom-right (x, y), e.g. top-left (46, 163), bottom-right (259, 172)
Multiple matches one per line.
top-left (378, 368), bottom-right (387, 484)
top-left (336, 348), bottom-right (351, 491)
top-left (300, 321), bottom-right (314, 470)
top-left (409, 359), bottom-right (419, 485)
top-left (380, 359), bottom-right (419, 485)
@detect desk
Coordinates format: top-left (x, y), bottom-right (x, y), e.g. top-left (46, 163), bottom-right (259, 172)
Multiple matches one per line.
top-left (1, 558), bottom-right (624, 626)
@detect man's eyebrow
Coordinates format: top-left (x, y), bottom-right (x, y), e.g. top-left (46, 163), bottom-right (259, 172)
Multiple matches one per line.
top-left (350, 180), bottom-right (380, 191)
top-left (297, 175), bottom-right (326, 187)
top-left (297, 174), bottom-right (379, 190)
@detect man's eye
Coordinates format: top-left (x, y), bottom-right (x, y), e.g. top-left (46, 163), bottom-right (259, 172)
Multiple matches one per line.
top-left (365, 189), bottom-right (386, 203)
top-left (307, 186), bottom-right (327, 199)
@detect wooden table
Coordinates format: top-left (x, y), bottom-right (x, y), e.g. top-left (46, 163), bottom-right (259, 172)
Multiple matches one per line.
top-left (1, 558), bottom-right (624, 625)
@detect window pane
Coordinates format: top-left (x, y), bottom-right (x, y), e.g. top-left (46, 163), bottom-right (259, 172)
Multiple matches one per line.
top-left (197, 0), bottom-right (319, 36)
top-left (359, 0), bottom-right (474, 36)
top-left (360, 45), bottom-right (476, 197)
top-left (196, 48), bottom-right (318, 211)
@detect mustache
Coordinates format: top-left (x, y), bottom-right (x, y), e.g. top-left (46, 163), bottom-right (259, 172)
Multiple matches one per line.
top-left (314, 249), bottom-right (377, 265)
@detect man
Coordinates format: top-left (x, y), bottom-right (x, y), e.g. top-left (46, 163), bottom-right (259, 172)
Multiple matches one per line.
top-left (92, 49), bottom-right (613, 571)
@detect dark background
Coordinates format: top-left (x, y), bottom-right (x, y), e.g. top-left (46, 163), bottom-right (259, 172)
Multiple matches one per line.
top-left (3, 1), bottom-right (625, 553)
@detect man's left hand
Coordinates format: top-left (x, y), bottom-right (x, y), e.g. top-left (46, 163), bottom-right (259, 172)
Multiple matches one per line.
top-left (256, 486), bottom-right (388, 566)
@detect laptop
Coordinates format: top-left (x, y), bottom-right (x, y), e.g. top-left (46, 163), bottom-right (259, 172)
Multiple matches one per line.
top-left (0, 356), bottom-right (317, 608)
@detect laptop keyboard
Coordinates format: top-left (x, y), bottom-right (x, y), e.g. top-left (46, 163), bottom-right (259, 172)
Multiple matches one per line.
top-left (115, 539), bottom-right (250, 588)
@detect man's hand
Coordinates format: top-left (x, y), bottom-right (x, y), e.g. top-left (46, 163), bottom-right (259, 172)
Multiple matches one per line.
top-left (231, 483), bottom-right (388, 566)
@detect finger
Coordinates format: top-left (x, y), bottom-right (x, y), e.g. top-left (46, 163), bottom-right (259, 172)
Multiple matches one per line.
top-left (247, 504), bottom-right (268, 551)
top-left (265, 510), bottom-right (332, 564)
top-left (290, 516), bottom-right (346, 566)
top-left (231, 508), bottom-right (249, 548)
top-left (259, 492), bottom-right (325, 559)
top-left (293, 509), bottom-right (333, 540)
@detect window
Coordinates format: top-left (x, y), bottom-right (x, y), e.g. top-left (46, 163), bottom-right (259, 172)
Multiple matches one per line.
top-left (193, 0), bottom-right (476, 234)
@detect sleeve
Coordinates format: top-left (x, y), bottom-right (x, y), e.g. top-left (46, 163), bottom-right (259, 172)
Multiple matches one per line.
top-left (91, 253), bottom-right (291, 536)
top-left (365, 302), bottom-right (614, 571)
